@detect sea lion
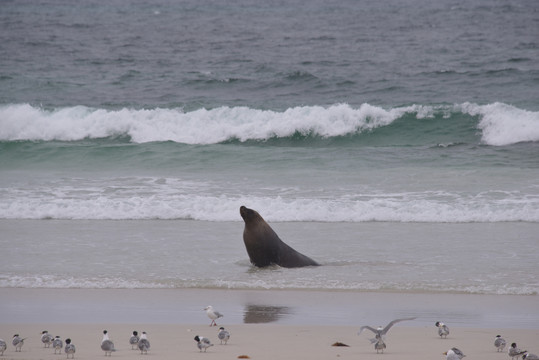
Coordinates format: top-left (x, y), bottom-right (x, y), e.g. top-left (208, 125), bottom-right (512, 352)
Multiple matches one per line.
top-left (239, 206), bottom-right (320, 268)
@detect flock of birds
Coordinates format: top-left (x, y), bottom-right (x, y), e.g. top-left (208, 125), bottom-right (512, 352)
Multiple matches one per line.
top-left (439, 332), bottom-right (537, 360)
top-left (0, 332), bottom-right (76, 358)
top-left (1, 310), bottom-right (536, 358)
top-left (357, 318), bottom-right (537, 360)
top-left (0, 305), bottom-right (230, 358)
top-left (196, 305), bottom-right (230, 352)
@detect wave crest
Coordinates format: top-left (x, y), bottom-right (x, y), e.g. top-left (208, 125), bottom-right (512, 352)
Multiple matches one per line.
top-left (2, 102), bottom-right (537, 146)
top-left (460, 102), bottom-right (539, 146)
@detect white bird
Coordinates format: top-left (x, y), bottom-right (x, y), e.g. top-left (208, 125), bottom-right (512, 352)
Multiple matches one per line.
top-left (65, 338), bottom-right (76, 359)
top-left (495, 335), bottom-right (507, 352)
top-left (218, 327), bottom-right (230, 345)
top-left (137, 332), bottom-right (150, 355)
top-left (0, 339), bottom-right (6, 356)
top-left (101, 330), bottom-right (116, 356)
top-left (12, 334), bottom-right (26, 352)
top-left (53, 335), bottom-right (64, 354)
top-left (444, 347), bottom-right (466, 360)
top-left (41, 330), bottom-right (54, 348)
top-left (435, 321), bottom-right (450, 338)
top-left (129, 331), bottom-right (139, 350)
top-left (358, 317), bottom-right (416, 351)
top-left (204, 305), bottom-right (223, 326)
top-left (509, 343), bottom-right (527, 360)
top-left (194, 335), bottom-right (213, 352)
top-left (523, 354), bottom-right (539, 360)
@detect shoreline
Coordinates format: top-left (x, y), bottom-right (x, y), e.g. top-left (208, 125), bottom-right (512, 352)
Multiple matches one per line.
top-left (1, 288), bottom-right (538, 329)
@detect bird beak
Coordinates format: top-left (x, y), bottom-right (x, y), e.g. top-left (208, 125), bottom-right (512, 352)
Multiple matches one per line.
top-left (443, 352), bottom-right (448, 355)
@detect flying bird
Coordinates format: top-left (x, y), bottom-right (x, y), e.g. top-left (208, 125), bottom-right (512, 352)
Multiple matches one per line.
top-left (494, 335), bottom-right (507, 352)
top-left (358, 317), bottom-right (416, 351)
top-left (12, 334), bottom-right (26, 352)
top-left (65, 338), bottom-right (76, 359)
top-left (444, 347), bottom-right (466, 360)
top-left (137, 332), bottom-right (150, 355)
top-left (41, 330), bottom-right (54, 348)
top-left (129, 331), bottom-right (139, 350)
top-left (101, 330), bottom-right (116, 356)
top-left (53, 335), bottom-right (64, 354)
top-left (218, 327), bottom-right (230, 345)
top-left (435, 321), bottom-right (450, 338)
top-left (194, 335), bottom-right (213, 352)
top-left (508, 343), bottom-right (527, 360)
top-left (204, 305), bottom-right (223, 326)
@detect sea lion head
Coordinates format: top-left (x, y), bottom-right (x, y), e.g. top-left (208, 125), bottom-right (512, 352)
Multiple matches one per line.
top-left (240, 205), bottom-right (261, 223)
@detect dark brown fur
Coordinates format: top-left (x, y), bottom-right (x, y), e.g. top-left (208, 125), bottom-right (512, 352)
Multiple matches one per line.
top-left (240, 206), bottom-right (320, 268)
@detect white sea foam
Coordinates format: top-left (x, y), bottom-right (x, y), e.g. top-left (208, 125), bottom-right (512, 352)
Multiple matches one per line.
top-left (2, 102), bottom-right (537, 145)
top-left (1, 189), bottom-right (537, 222)
top-left (460, 102), bottom-right (539, 146)
top-left (0, 103), bottom-right (410, 143)
top-left (1, 275), bottom-right (535, 295)
top-left (0, 275), bottom-right (170, 289)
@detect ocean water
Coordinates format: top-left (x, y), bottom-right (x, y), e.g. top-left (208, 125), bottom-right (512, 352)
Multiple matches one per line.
top-left (1, 0), bottom-right (538, 295)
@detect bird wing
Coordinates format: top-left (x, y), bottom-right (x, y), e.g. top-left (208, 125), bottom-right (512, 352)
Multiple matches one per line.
top-left (381, 317), bottom-right (417, 335)
top-left (452, 347), bottom-right (465, 358)
top-left (358, 325), bottom-right (378, 335)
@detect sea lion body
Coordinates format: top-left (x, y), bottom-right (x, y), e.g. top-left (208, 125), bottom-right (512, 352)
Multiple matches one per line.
top-left (240, 206), bottom-right (319, 268)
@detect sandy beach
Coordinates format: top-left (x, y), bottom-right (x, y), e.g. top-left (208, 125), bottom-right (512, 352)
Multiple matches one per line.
top-left (1, 323), bottom-right (538, 360)
top-left (1, 288), bottom-right (538, 360)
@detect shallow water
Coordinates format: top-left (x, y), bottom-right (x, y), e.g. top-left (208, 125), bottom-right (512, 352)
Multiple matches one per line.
top-left (1, 220), bottom-right (537, 295)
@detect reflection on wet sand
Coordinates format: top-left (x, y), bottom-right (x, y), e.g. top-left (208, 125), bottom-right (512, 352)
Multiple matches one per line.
top-left (243, 304), bottom-right (293, 323)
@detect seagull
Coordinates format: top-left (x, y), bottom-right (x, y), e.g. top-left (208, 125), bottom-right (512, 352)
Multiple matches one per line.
top-left (41, 330), bottom-right (54, 348)
top-left (137, 332), bottom-right (150, 355)
top-left (204, 305), bottom-right (223, 326)
top-left (495, 335), bottom-right (507, 352)
top-left (358, 317), bottom-right (416, 350)
top-left (53, 335), bottom-right (64, 354)
top-left (12, 334), bottom-right (26, 352)
top-left (444, 347), bottom-right (466, 360)
top-left (218, 327), bottom-right (230, 345)
top-left (508, 343), bottom-right (527, 360)
top-left (101, 330), bottom-right (116, 356)
top-left (523, 354), bottom-right (539, 360)
top-left (0, 339), bottom-right (6, 356)
top-left (129, 331), bottom-right (139, 350)
top-left (65, 338), bottom-right (76, 359)
top-left (435, 321), bottom-right (450, 338)
top-left (194, 335), bottom-right (213, 352)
